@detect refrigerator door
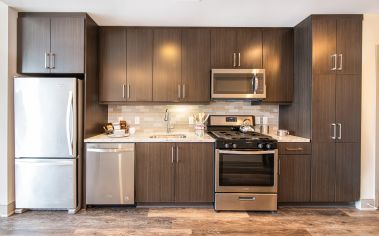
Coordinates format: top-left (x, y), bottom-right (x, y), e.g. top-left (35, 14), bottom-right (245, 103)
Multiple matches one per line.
top-left (15, 158), bottom-right (77, 209)
top-left (14, 77), bottom-right (77, 158)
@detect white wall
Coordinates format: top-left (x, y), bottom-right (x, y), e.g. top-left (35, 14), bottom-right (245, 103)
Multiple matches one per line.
top-left (0, 2), bottom-right (17, 217)
top-left (360, 14), bottom-right (379, 209)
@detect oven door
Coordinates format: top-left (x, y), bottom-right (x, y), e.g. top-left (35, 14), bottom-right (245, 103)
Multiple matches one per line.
top-left (215, 149), bottom-right (278, 193)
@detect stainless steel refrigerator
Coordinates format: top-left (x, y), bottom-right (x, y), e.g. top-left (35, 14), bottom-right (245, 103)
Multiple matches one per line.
top-left (14, 77), bottom-right (82, 213)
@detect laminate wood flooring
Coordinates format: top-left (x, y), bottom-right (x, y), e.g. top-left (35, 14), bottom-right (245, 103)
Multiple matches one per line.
top-left (1, 207), bottom-right (379, 235)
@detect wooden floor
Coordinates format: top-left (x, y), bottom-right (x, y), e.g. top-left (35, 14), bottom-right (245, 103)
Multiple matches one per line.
top-left (1, 207), bottom-right (379, 235)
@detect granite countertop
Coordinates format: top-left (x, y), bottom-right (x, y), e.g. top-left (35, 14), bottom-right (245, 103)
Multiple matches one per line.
top-left (84, 132), bottom-right (216, 143)
top-left (85, 131), bottom-right (310, 143)
top-left (267, 132), bottom-right (311, 143)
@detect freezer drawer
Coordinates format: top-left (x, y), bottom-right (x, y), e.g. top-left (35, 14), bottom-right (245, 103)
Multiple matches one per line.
top-left (15, 158), bottom-right (77, 209)
top-left (86, 143), bottom-right (135, 205)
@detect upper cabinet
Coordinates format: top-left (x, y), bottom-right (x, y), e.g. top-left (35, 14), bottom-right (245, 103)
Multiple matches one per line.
top-left (18, 13), bottom-right (85, 74)
top-left (181, 28), bottom-right (211, 102)
top-left (312, 16), bottom-right (362, 75)
top-left (99, 28), bottom-right (127, 103)
top-left (211, 29), bottom-right (262, 69)
top-left (263, 29), bottom-right (294, 103)
top-left (153, 28), bottom-right (182, 102)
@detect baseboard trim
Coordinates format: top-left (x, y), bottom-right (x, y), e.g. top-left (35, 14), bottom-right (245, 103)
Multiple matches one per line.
top-left (355, 199), bottom-right (377, 210)
top-left (0, 201), bottom-right (15, 217)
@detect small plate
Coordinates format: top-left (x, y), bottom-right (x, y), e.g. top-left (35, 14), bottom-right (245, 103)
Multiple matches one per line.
top-left (107, 133), bottom-right (130, 138)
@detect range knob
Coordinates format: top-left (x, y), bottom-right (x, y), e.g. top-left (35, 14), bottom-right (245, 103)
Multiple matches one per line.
top-left (232, 143), bottom-right (238, 149)
top-left (224, 143), bottom-right (230, 149)
top-left (266, 143), bottom-right (273, 150)
top-left (258, 143), bottom-right (264, 149)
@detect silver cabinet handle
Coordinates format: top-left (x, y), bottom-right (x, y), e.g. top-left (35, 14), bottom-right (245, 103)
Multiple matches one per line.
top-left (337, 123), bottom-right (342, 140)
top-left (44, 52), bottom-right (50, 69)
top-left (233, 53), bottom-right (236, 67)
top-left (122, 84), bottom-right (126, 98)
top-left (171, 146), bottom-right (174, 164)
top-left (127, 84), bottom-right (130, 99)
top-left (182, 84), bottom-right (186, 99)
top-left (331, 54), bottom-right (337, 71)
top-left (238, 53), bottom-right (241, 67)
top-left (331, 123), bottom-right (336, 140)
top-left (278, 158), bottom-right (281, 176)
top-left (178, 84), bottom-right (181, 99)
top-left (239, 196), bottom-right (256, 201)
top-left (50, 53), bottom-right (56, 69)
top-left (338, 54), bottom-right (343, 71)
top-left (176, 146), bottom-right (179, 163)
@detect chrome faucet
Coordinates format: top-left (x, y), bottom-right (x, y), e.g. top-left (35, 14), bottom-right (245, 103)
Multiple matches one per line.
top-left (164, 109), bottom-right (172, 133)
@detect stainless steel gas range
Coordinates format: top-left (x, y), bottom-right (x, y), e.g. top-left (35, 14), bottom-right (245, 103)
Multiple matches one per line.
top-left (207, 115), bottom-right (278, 211)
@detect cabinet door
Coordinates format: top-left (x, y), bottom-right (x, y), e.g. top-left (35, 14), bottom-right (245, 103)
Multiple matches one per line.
top-left (153, 29), bottom-right (182, 102)
top-left (99, 28), bottom-right (126, 102)
top-left (312, 17), bottom-right (337, 74)
top-left (17, 16), bottom-right (51, 73)
top-left (181, 29), bottom-right (211, 102)
top-left (336, 17), bottom-right (362, 75)
top-left (263, 29), bottom-right (294, 103)
top-left (311, 143), bottom-right (336, 202)
top-left (211, 29), bottom-right (236, 68)
top-left (312, 74), bottom-right (336, 142)
top-left (126, 28), bottom-right (153, 101)
top-left (335, 143), bottom-right (360, 202)
top-left (336, 75), bottom-right (361, 142)
top-left (237, 29), bottom-right (262, 68)
top-left (50, 17), bottom-right (85, 73)
top-left (278, 155), bottom-right (311, 202)
top-left (135, 143), bottom-right (175, 202)
top-left (175, 143), bottom-right (214, 202)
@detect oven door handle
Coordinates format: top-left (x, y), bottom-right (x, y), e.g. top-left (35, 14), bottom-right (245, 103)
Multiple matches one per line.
top-left (218, 150), bottom-right (276, 155)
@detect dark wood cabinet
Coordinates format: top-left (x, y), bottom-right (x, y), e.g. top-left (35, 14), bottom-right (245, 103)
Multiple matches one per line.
top-left (18, 16), bottom-right (51, 73)
top-left (135, 142), bottom-right (214, 203)
top-left (153, 28), bottom-right (182, 102)
top-left (99, 28), bottom-right (127, 102)
top-left (279, 15), bottom-right (362, 203)
top-left (335, 143), bottom-right (360, 202)
top-left (175, 143), bottom-right (214, 202)
top-left (263, 29), bottom-right (294, 103)
top-left (18, 13), bottom-right (85, 74)
top-left (135, 143), bottom-right (175, 202)
top-left (126, 28), bottom-right (153, 102)
top-left (50, 17), bottom-right (84, 73)
top-left (181, 28), bottom-right (211, 102)
top-left (211, 28), bottom-right (262, 69)
top-left (278, 154), bottom-right (311, 203)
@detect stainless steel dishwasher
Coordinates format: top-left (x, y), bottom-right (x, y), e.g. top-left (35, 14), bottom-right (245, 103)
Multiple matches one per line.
top-left (86, 143), bottom-right (135, 205)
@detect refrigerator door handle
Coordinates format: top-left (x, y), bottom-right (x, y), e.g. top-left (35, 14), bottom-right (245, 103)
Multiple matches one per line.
top-left (66, 91), bottom-right (74, 156)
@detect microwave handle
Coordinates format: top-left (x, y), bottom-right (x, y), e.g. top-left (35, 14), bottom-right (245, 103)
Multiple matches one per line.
top-left (251, 74), bottom-right (258, 94)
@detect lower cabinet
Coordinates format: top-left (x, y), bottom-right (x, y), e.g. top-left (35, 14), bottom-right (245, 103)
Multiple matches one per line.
top-left (278, 143), bottom-right (311, 203)
top-left (135, 142), bottom-right (214, 203)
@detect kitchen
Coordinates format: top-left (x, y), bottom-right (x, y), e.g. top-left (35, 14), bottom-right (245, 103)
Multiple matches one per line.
top-left (1, 0), bottom-right (379, 235)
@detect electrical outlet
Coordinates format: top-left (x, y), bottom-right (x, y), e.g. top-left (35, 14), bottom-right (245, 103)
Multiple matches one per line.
top-left (188, 116), bottom-right (194, 125)
top-left (134, 116), bottom-right (140, 125)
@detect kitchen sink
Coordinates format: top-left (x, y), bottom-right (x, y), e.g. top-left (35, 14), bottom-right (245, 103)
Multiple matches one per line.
top-left (149, 134), bottom-right (187, 139)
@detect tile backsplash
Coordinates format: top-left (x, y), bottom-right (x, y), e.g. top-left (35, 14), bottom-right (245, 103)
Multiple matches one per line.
top-left (108, 101), bottom-right (279, 133)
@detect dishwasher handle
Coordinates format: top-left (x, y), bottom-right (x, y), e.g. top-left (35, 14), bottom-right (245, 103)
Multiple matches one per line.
top-left (87, 148), bottom-right (134, 153)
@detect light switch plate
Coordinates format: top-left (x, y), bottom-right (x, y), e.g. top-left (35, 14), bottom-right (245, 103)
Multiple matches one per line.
top-left (134, 117), bottom-right (140, 124)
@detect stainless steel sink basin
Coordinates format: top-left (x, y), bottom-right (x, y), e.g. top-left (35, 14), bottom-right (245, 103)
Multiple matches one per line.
top-left (149, 134), bottom-right (187, 139)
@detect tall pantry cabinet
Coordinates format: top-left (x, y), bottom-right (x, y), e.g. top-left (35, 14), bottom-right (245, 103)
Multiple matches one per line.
top-left (279, 15), bottom-right (362, 203)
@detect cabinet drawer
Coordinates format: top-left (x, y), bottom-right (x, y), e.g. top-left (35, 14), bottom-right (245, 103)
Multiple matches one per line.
top-left (278, 143), bottom-right (311, 155)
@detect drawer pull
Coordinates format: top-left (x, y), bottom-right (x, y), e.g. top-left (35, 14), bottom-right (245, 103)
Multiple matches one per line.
top-left (285, 147), bottom-right (304, 151)
top-left (239, 196), bottom-right (256, 201)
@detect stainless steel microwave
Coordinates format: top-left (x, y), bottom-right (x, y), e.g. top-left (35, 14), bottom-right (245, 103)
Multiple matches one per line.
top-left (211, 69), bottom-right (266, 99)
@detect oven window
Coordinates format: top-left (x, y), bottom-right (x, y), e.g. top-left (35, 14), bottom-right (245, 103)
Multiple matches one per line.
top-left (219, 153), bottom-right (274, 186)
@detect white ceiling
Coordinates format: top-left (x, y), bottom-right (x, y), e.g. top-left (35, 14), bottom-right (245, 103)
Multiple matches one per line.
top-left (2, 0), bottom-right (379, 27)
